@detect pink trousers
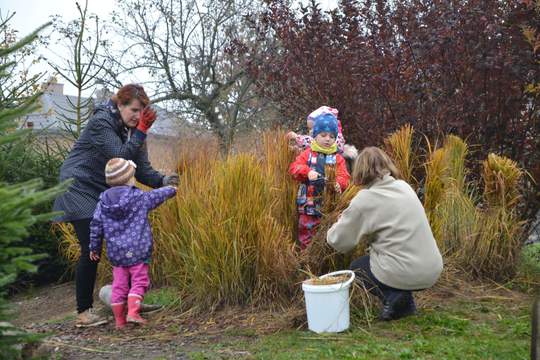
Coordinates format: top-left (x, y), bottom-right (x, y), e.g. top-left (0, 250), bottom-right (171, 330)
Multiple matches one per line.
top-left (111, 263), bottom-right (150, 304)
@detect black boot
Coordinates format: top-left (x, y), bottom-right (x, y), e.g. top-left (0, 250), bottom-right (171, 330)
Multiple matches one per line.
top-left (393, 292), bottom-right (416, 320)
top-left (380, 291), bottom-right (416, 321)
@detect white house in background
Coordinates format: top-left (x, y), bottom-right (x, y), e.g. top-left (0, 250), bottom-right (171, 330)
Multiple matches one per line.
top-left (20, 78), bottom-right (186, 137)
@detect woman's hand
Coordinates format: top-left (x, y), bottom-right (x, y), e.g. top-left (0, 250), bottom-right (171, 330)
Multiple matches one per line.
top-left (89, 251), bottom-right (100, 261)
top-left (163, 173), bottom-right (179, 186)
top-left (308, 170), bottom-right (320, 181)
top-left (136, 106), bottom-right (157, 133)
top-left (335, 183), bottom-right (341, 193)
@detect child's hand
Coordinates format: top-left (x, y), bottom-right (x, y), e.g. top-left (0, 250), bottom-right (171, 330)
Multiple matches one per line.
top-left (89, 251), bottom-right (100, 261)
top-left (308, 170), bottom-right (320, 181)
top-left (335, 183), bottom-right (341, 193)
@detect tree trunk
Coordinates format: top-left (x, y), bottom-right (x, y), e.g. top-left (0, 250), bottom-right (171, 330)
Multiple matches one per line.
top-left (204, 108), bottom-right (230, 155)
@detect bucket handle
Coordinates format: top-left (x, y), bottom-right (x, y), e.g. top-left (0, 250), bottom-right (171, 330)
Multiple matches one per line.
top-left (319, 270), bottom-right (355, 288)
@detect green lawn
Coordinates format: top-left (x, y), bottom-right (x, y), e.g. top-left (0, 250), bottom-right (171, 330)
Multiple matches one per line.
top-left (188, 300), bottom-right (531, 359)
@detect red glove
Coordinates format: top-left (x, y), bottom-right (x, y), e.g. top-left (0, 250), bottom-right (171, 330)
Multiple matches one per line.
top-left (136, 107), bottom-right (157, 133)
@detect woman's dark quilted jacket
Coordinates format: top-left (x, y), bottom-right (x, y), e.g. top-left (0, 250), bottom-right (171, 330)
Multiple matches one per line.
top-left (53, 100), bottom-right (164, 222)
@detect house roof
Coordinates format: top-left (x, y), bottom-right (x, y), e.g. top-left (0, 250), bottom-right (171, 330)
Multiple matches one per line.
top-left (20, 83), bottom-right (187, 137)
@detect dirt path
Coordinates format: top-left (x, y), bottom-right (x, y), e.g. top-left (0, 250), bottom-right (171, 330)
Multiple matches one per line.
top-left (9, 282), bottom-right (291, 359)
top-left (10, 282), bottom-right (193, 359)
top-left (11, 282), bottom-right (76, 327)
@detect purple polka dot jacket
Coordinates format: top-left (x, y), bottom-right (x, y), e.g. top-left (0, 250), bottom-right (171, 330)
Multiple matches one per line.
top-left (89, 185), bottom-right (176, 267)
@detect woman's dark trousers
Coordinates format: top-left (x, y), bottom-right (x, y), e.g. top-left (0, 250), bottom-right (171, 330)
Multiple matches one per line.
top-left (72, 218), bottom-right (99, 313)
top-left (350, 255), bottom-right (416, 320)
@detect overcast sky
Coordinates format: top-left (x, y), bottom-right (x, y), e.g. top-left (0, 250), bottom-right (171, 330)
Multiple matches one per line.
top-left (1, 0), bottom-right (338, 96)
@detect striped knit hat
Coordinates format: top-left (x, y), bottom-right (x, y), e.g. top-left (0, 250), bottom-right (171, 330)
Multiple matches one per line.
top-left (105, 158), bottom-right (136, 186)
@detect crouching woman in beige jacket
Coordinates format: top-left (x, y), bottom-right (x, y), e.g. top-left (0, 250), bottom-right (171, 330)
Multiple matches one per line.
top-left (327, 147), bottom-right (443, 321)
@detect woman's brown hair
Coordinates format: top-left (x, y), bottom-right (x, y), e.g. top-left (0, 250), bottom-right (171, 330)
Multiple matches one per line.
top-left (111, 84), bottom-right (150, 107)
top-left (352, 147), bottom-right (401, 186)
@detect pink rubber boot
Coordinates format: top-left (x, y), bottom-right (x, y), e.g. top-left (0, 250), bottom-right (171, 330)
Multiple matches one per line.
top-left (126, 295), bottom-right (147, 324)
top-left (111, 303), bottom-right (127, 329)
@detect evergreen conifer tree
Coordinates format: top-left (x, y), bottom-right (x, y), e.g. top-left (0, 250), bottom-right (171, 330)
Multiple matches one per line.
top-left (0, 19), bottom-right (66, 358)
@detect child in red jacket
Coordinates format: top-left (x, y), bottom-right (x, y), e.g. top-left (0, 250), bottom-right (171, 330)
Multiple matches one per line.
top-left (289, 113), bottom-right (350, 249)
top-left (286, 106), bottom-right (345, 154)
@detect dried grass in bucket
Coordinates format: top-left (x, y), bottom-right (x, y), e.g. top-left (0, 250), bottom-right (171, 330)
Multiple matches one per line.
top-left (304, 273), bottom-right (351, 286)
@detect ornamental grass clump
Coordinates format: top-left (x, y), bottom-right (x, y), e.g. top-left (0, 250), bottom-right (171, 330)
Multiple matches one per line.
top-left (426, 135), bottom-right (477, 255)
top-left (150, 149), bottom-right (298, 309)
top-left (384, 124), bottom-right (416, 186)
top-left (483, 153), bottom-right (522, 209)
top-left (465, 154), bottom-right (524, 280)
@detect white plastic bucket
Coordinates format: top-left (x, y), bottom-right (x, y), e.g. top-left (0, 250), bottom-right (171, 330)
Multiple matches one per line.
top-left (302, 270), bottom-right (355, 333)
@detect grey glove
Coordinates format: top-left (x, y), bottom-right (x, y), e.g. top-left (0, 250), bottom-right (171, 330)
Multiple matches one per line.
top-left (162, 173), bottom-right (179, 186)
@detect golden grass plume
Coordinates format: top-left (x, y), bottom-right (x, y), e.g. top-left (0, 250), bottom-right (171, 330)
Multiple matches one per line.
top-left (384, 124), bottom-right (416, 185)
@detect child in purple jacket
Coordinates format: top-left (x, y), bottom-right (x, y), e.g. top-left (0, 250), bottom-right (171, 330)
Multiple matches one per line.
top-left (89, 157), bottom-right (176, 329)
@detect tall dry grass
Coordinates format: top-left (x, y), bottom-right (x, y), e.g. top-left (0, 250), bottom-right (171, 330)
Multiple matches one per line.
top-left (443, 135), bottom-right (469, 191)
top-left (425, 135), bottom-right (477, 255)
top-left (422, 135), bottom-right (525, 279)
top-left (261, 131), bottom-right (298, 243)
top-left (483, 153), bottom-right (522, 209)
top-left (432, 187), bottom-right (479, 257)
top-left (148, 132), bottom-right (299, 309)
top-left (464, 154), bottom-right (524, 279)
top-left (384, 124), bottom-right (416, 185)
top-left (56, 127), bottom-right (528, 312)
top-left (468, 207), bottom-right (524, 279)
top-left (423, 147), bottom-right (448, 216)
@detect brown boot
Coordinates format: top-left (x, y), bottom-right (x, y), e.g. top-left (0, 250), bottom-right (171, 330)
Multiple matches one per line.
top-left (75, 308), bottom-right (108, 328)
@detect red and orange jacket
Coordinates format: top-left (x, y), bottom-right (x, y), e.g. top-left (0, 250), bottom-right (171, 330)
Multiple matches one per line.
top-left (289, 148), bottom-right (350, 216)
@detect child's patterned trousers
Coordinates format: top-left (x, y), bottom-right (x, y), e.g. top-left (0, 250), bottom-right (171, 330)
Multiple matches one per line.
top-left (298, 214), bottom-right (321, 249)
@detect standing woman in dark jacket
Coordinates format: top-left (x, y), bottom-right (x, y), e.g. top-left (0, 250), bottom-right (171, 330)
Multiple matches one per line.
top-left (54, 84), bottom-right (179, 327)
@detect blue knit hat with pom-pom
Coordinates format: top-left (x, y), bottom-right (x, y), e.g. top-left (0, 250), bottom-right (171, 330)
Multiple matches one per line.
top-left (312, 113), bottom-right (338, 138)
